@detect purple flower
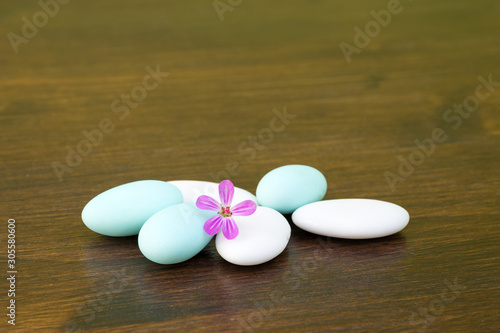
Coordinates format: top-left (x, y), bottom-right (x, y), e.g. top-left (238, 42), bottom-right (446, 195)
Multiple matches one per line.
top-left (195, 180), bottom-right (257, 240)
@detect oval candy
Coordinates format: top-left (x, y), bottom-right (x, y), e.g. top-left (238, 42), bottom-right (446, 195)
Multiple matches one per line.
top-left (168, 180), bottom-right (257, 204)
top-left (216, 206), bottom-right (291, 266)
top-left (292, 199), bottom-right (410, 239)
top-left (256, 165), bottom-right (327, 214)
top-left (82, 180), bottom-right (183, 237)
top-left (138, 203), bottom-right (216, 264)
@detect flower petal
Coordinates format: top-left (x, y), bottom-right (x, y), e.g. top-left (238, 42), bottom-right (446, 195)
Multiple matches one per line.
top-left (231, 200), bottom-right (257, 216)
top-left (196, 195), bottom-right (221, 211)
top-left (204, 214), bottom-right (224, 235)
top-left (218, 180), bottom-right (234, 207)
top-left (222, 217), bottom-right (239, 240)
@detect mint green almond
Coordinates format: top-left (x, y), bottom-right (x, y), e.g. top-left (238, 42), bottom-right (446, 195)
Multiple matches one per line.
top-left (256, 165), bottom-right (327, 214)
top-left (82, 180), bottom-right (183, 236)
top-left (138, 203), bottom-right (216, 264)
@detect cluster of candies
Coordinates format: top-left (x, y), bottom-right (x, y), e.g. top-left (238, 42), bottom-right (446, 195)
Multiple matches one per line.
top-left (82, 165), bottom-right (409, 266)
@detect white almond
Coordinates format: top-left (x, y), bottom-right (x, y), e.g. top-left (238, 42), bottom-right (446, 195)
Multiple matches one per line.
top-left (216, 206), bottom-right (291, 265)
top-left (167, 180), bottom-right (257, 204)
top-left (292, 199), bottom-right (409, 239)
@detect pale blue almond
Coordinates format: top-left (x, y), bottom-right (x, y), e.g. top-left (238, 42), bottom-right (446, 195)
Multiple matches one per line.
top-left (82, 180), bottom-right (183, 236)
top-left (138, 203), bottom-right (216, 264)
top-left (256, 165), bottom-right (327, 214)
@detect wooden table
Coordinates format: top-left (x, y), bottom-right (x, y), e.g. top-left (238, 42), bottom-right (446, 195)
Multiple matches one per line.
top-left (1, 1), bottom-right (499, 332)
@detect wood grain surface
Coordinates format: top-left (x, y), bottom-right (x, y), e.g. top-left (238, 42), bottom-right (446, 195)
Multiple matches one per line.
top-left (1, 1), bottom-right (499, 332)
